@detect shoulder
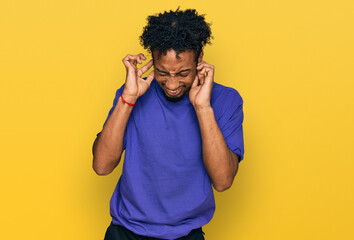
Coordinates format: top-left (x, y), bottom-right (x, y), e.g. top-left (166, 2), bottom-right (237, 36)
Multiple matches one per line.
top-left (211, 82), bottom-right (243, 107)
top-left (211, 82), bottom-right (244, 123)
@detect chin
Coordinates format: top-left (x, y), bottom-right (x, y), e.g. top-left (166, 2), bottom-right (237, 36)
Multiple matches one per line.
top-left (163, 91), bottom-right (186, 102)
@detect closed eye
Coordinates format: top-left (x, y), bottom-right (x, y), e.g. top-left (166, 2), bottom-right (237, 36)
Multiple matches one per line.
top-left (177, 73), bottom-right (189, 77)
top-left (158, 73), bottom-right (188, 77)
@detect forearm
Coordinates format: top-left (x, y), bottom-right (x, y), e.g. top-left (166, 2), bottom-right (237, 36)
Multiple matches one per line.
top-left (195, 106), bottom-right (238, 192)
top-left (93, 94), bottom-right (135, 175)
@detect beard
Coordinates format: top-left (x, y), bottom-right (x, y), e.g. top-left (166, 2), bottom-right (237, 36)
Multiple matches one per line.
top-left (163, 91), bottom-right (185, 102)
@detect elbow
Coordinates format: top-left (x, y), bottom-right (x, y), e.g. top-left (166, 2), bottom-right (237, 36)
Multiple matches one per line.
top-left (92, 157), bottom-right (114, 176)
top-left (91, 136), bottom-right (123, 176)
top-left (93, 165), bottom-right (110, 176)
top-left (93, 167), bottom-right (110, 176)
top-left (213, 173), bottom-right (236, 192)
top-left (213, 181), bottom-right (232, 192)
top-left (214, 154), bottom-right (239, 192)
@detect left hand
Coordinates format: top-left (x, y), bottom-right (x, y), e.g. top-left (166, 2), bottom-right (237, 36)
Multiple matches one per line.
top-left (189, 61), bottom-right (214, 109)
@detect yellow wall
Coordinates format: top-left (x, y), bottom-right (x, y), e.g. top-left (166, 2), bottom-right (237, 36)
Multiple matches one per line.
top-left (1, 0), bottom-right (353, 239)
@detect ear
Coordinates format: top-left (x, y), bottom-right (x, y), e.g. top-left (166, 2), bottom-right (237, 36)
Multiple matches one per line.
top-left (197, 50), bottom-right (204, 63)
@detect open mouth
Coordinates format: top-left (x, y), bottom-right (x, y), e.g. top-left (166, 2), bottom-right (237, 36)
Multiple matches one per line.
top-left (165, 87), bottom-right (183, 96)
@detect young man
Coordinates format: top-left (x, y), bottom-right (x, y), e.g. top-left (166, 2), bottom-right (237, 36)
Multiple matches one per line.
top-left (93, 8), bottom-right (245, 240)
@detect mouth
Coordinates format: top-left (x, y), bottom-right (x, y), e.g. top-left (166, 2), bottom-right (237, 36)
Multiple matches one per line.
top-left (165, 87), bottom-right (183, 96)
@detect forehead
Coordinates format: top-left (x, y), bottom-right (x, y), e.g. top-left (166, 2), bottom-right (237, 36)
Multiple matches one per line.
top-left (153, 49), bottom-right (195, 71)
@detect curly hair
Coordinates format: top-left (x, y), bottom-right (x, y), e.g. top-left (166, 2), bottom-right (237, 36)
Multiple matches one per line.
top-left (139, 7), bottom-right (213, 63)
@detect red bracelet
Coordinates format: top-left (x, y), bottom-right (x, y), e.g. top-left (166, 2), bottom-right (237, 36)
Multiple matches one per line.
top-left (121, 94), bottom-right (136, 106)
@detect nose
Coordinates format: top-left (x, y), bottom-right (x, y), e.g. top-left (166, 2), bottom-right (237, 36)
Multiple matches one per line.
top-left (165, 76), bottom-right (180, 90)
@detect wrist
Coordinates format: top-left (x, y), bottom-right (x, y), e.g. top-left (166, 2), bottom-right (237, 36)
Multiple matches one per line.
top-left (121, 92), bottom-right (138, 105)
top-left (193, 104), bottom-right (212, 112)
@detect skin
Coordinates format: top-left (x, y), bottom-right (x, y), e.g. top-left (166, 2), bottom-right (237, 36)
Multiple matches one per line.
top-left (152, 49), bottom-right (202, 104)
top-left (95, 50), bottom-right (240, 191)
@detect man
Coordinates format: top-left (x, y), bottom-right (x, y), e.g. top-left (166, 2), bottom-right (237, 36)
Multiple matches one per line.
top-left (92, 8), bottom-right (244, 240)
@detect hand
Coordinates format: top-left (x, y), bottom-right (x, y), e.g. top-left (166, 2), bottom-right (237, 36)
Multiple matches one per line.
top-left (121, 53), bottom-right (155, 103)
top-left (189, 61), bottom-right (214, 109)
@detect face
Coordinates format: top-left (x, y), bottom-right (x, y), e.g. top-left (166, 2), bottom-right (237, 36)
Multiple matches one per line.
top-left (152, 49), bottom-right (202, 102)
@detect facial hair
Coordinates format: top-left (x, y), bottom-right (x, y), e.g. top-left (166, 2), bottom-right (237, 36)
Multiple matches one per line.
top-left (163, 91), bottom-right (185, 102)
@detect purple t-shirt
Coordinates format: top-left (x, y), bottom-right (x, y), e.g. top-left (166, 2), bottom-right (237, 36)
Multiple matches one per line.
top-left (97, 78), bottom-right (244, 239)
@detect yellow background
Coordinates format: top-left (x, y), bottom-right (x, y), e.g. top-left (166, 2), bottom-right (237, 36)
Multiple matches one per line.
top-left (1, 0), bottom-right (353, 239)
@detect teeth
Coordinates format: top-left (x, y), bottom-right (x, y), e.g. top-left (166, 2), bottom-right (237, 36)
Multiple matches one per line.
top-left (167, 88), bottom-right (180, 93)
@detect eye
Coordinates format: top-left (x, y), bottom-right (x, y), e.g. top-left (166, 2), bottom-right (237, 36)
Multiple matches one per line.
top-left (178, 74), bottom-right (189, 77)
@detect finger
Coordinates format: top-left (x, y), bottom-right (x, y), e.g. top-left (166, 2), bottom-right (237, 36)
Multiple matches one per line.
top-left (137, 53), bottom-right (146, 60)
top-left (130, 55), bottom-right (142, 65)
top-left (137, 53), bottom-right (146, 64)
top-left (123, 55), bottom-right (137, 68)
top-left (199, 67), bottom-right (214, 86)
top-left (197, 60), bottom-right (206, 66)
top-left (196, 64), bottom-right (210, 82)
top-left (123, 54), bottom-right (139, 62)
top-left (122, 54), bottom-right (133, 68)
top-left (198, 66), bottom-right (214, 77)
top-left (197, 69), bottom-right (205, 84)
top-left (196, 62), bottom-right (213, 70)
top-left (138, 59), bottom-right (153, 77)
top-left (123, 54), bottom-right (142, 67)
top-left (191, 75), bottom-right (199, 88)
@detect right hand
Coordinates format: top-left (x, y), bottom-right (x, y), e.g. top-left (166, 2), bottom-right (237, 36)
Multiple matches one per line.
top-left (121, 53), bottom-right (155, 103)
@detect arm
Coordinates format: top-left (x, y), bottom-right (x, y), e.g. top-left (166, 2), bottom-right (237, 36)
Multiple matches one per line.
top-left (92, 53), bottom-right (154, 176)
top-left (189, 61), bottom-right (240, 192)
top-left (92, 94), bottom-right (135, 175)
top-left (195, 106), bottom-right (239, 192)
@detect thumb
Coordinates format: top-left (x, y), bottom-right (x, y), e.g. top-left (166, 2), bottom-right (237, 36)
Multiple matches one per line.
top-left (191, 75), bottom-right (199, 88)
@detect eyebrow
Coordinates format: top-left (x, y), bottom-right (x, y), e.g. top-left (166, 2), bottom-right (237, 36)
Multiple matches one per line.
top-left (155, 67), bottom-right (191, 74)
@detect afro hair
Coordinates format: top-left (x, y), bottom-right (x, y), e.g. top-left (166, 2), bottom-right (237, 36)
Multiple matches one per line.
top-left (139, 7), bottom-right (213, 63)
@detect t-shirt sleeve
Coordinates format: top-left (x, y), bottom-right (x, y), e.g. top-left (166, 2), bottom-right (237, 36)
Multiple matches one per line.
top-left (217, 90), bottom-right (245, 162)
top-left (96, 83), bottom-right (127, 148)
